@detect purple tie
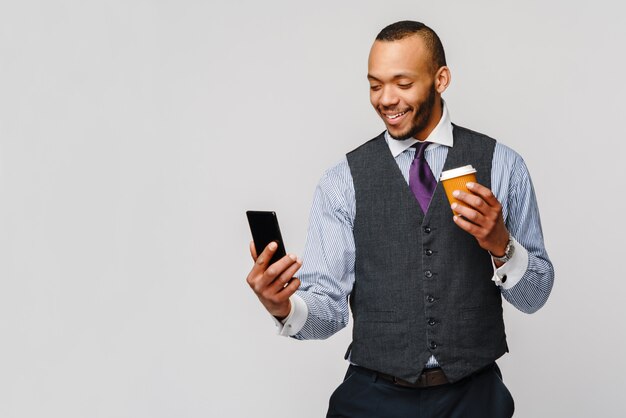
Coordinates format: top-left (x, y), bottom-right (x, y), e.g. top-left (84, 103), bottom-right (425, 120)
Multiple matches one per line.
top-left (409, 141), bottom-right (437, 214)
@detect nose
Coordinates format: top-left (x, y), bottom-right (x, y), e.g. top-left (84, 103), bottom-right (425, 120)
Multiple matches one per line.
top-left (379, 86), bottom-right (399, 108)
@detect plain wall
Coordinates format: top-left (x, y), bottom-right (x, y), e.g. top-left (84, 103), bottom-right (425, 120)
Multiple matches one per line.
top-left (1, 1), bottom-right (625, 417)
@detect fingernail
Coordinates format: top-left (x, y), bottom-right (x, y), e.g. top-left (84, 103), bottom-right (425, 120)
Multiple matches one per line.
top-left (452, 190), bottom-right (460, 197)
top-left (451, 203), bottom-right (457, 210)
top-left (269, 242), bottom-right (277, 250)
top-left (467, 182), bottom-right (474, 188)
top-left (453, 215), bottom-right (458, 221)
top-left (297, 257), bottom-right (302, 264)
top-left (288, 253), bottom-right (296, 261)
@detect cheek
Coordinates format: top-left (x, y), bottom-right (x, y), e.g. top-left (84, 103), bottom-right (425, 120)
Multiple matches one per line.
top-left (405, 90), bottom-right (422, 106)
top-left (390, 89), bottom-right (413, 107)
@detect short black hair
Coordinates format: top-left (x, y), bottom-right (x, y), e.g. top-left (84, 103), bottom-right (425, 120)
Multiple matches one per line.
top-left (376, 20), bottom-right (447, 72)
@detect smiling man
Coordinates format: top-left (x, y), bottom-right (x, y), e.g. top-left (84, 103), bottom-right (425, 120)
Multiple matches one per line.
top-left (246, 20), bottom-right (554, 417)
top-left (367, 28), bottom-right (443, 141)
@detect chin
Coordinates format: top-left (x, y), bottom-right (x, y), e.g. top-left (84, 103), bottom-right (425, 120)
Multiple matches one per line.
top-left (387, 127), bottom-right (415, 141)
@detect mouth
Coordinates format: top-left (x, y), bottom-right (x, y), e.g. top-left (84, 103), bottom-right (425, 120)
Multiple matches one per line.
top-left (382, 109), bottom-right (410, 126)
top-left (384, 110), bottom-right (407, 119)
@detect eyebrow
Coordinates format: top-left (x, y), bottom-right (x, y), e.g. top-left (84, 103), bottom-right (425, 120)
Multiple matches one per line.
top-left (367, 73), bottom-right (416, 81)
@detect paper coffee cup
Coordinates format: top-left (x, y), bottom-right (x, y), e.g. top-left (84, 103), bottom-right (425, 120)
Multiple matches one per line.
top-left (440, 165), bottom-right (477, 215)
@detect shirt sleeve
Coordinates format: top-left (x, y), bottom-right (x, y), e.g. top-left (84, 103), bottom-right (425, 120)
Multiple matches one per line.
top-left (271, 294), bottom-right (309, 337)
top-left (275, 161), bottom-right (356, 339)
top-left (490, 236), bottom-right (529, 288)
top-left (496, 149), bottom-right (555, 313)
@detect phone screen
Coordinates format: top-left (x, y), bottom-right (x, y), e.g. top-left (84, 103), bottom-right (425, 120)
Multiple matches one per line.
top-left (246, 211), bottom-right (287, 265)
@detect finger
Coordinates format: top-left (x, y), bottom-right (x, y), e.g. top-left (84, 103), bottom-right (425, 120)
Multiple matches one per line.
top-left (453, 214), bottom-right (482, 238)
top-left (249, 241), bottom-right (258, 261)
top-left (277, 277), bottom-right (301, 299)
top-left (257, 253), bottom-right (299, 288)
top-left (452, 189), bottom-right (489, 215)
top-left (269, 258), bottom-right (302, 293)
top-left (451, 202), bottom-right (484, 226)
top-left (250, 241), bottom-right (278, 277)
top-left (466, 182), bottom-right (500, 207)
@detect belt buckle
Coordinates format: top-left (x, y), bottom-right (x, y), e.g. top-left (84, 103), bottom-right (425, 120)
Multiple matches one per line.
top-left (385, 369), bottom-right (445, 388)
top-left (392, 375), bottom-right (420, 388)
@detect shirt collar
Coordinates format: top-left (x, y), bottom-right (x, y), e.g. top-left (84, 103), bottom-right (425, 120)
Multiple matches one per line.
top-left (385, 100), bottom-right (454, 157)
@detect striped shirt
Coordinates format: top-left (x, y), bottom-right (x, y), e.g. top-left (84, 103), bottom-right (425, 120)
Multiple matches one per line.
top-left (275, 103), bottom-right (554, 368)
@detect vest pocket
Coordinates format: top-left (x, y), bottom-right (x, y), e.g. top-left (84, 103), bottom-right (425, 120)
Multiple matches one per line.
top-left (457, 305), bottom-right (507, 353)
top-left (352, 312), bottom-right (408, 357)
top-left (461, 305), bottom-right (500, 321)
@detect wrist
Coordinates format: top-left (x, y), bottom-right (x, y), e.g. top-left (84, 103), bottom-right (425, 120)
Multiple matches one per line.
top-left (272, 300), bottom-right (292, 321)
top-left (490, 247), bottom-right (506, 258)
top-left (490, 235), bottom-right (515, 264)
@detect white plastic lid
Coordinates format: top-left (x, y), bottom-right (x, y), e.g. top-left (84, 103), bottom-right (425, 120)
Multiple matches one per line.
top-left (439, 165), bottom-right (477, 181)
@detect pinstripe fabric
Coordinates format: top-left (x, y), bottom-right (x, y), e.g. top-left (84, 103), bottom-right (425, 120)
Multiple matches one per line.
top-left (291, 132), bottom-right (554, 360)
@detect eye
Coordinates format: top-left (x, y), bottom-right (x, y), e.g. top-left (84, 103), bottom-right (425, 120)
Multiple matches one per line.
top-left (398, 83), bottom-right (413, 89)
top-left (370, 85), bottom-right (382, 91)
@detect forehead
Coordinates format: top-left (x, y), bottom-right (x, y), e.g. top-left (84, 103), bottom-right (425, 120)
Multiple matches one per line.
top-left (368, 35), bottom-right (432, 79)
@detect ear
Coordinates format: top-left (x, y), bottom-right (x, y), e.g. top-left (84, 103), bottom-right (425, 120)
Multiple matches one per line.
top-left (434, 66), bottom-right (451, 94)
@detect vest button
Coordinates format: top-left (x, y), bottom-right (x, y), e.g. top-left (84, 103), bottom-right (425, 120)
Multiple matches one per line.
top-left (429, 341), bottom-right (437, 349)
top-left (423, 226), bottom-right (432, 233)
top-left (428, 318), bottom-right (436, 326)
top-left (427, 295), bottom-right (435, 303)
top-left (424, 249), bottom-right (433, 256)
top-left (424, 270), bottom-right (433, 278)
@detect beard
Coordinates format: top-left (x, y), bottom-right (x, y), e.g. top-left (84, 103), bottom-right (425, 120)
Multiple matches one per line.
top-left (387, 84), bottom-right (437, 141)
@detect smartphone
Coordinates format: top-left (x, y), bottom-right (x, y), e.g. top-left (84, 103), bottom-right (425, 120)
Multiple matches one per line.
top-left (246, 211), bottom-right (287, 265)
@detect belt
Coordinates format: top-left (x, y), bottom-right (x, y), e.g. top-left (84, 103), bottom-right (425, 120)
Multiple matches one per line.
top-left (352, 365), bottom-right (449, 388)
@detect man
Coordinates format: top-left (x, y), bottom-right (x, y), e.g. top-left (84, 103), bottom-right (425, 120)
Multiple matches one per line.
top-left (246, 20), bottom-right (554, 417)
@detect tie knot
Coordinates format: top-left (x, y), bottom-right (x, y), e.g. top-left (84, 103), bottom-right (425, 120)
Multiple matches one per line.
top-left (412, 141), bottom-right (429, 160)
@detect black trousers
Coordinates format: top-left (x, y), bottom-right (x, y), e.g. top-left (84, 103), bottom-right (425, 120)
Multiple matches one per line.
top-left (326, 364), bottom-right (514, 418)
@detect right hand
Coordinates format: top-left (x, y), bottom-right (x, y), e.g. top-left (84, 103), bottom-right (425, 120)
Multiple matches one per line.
top-left (246, 241), bottom-right (302, 320)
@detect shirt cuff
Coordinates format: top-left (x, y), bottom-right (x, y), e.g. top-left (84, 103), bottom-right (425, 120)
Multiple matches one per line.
top-left (271, 294), bottom-right (308, 337)
top-left (491, 236), bottom-right (529, 289)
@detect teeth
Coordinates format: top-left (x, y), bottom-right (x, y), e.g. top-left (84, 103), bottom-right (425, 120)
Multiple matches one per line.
top-left (386, 111), bottom-right (407, 119)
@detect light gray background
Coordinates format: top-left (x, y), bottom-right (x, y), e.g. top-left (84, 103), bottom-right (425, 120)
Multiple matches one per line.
top-left (1, 1), bottom-right (624, 417)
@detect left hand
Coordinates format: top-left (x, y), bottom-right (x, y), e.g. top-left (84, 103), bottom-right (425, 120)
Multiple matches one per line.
top-left (451, 181), bottom-right (509, 258)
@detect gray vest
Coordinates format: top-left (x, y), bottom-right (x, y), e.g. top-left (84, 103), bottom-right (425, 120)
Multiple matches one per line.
top-left (345, 125), bottom-right (507, 383)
